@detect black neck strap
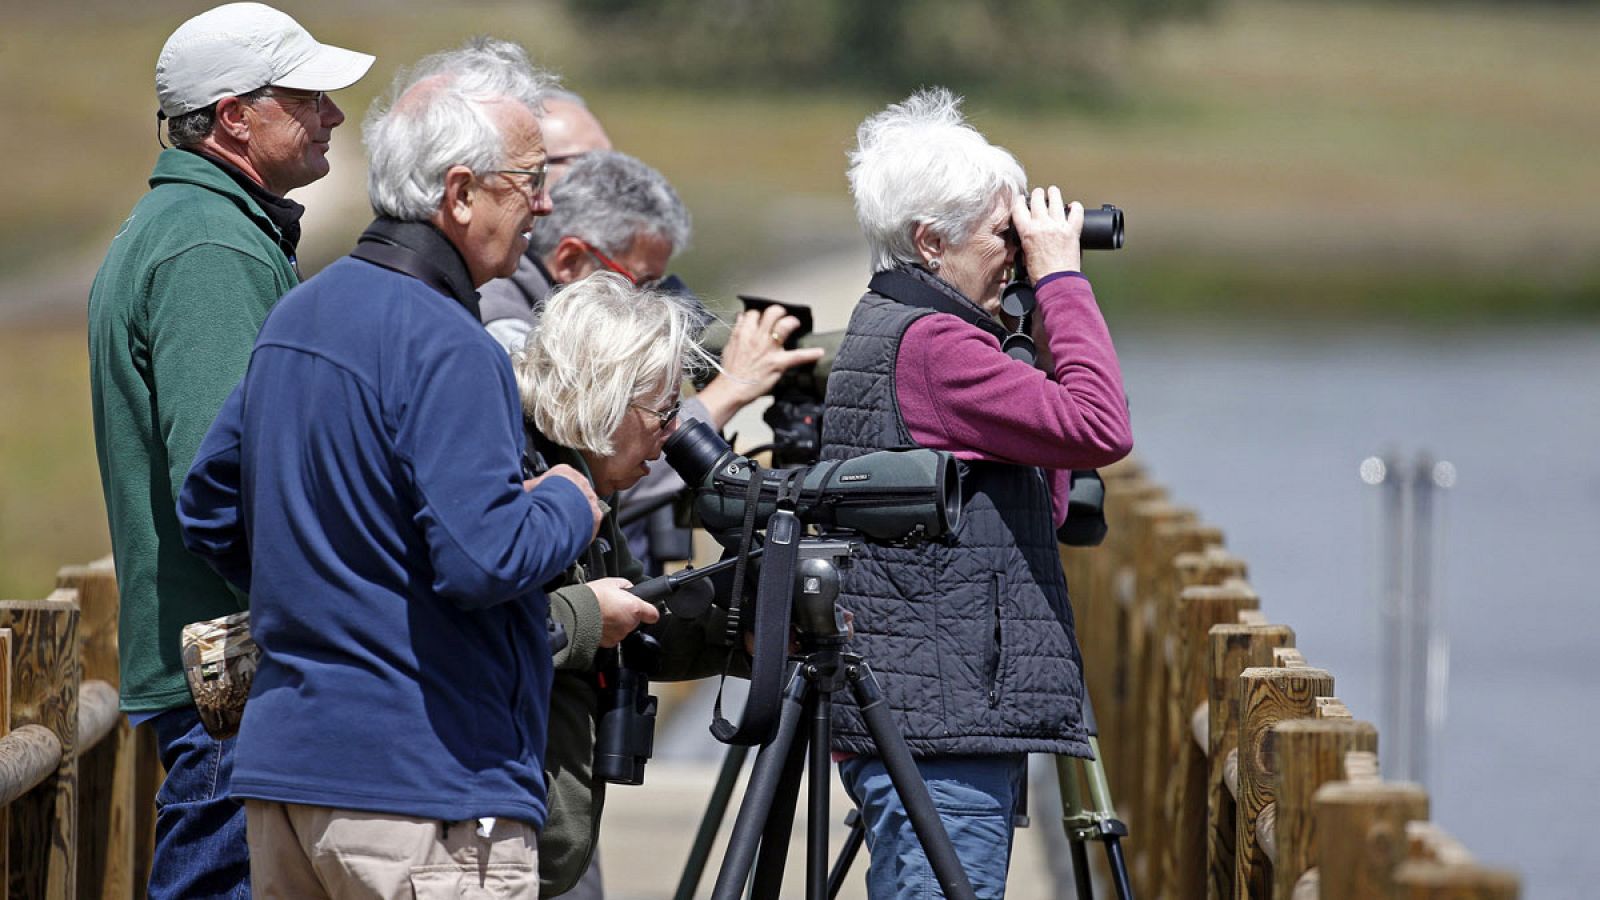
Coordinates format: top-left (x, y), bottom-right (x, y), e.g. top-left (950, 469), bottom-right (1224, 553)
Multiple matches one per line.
top-left (350, 219), bottom-right (481, 321)
top-left (868, 269), bottom-right (1008, 344)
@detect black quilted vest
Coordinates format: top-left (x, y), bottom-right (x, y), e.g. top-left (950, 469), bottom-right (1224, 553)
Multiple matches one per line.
top-left (820, 277), bottom-right (1090, 758)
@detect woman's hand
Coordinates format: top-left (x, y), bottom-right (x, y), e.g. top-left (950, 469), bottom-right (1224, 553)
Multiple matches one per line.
top-left (525, 463), bottom-right (603, 541)
top-left (588, 577), bottom-right (661, 648)
top-left (1011, 186), bottom-right (1084, 283)
top-left (695, 305), bottom-right (826, 427)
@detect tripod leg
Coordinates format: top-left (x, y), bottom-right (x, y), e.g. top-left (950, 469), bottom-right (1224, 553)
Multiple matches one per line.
top-left (1070, 839), bottom-right (1094, 900)
top-left (847, 661), bottom-right (978, 900)
top-left (826, 810), bottom-right (864, 900)
top-left (712, 664), bottom-right (810, 900)
top-left (674, 743), bottom-right (751, 900)
top-left (807, 690), bottom-right (833, 900)
top-left (750, 690), bottom-right (813, 900)
top-left (1104, 836), bottom-right (1133, 900)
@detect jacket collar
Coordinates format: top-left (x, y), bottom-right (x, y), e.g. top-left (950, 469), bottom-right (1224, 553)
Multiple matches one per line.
top-left (352, 217), bottom-right (481, 318)
top-left (178, 148), bottom-right (305, 258)
top-left (868, 264), bottom-right (1008, 343)
top-left (149, 148), bottom-right (283, 245)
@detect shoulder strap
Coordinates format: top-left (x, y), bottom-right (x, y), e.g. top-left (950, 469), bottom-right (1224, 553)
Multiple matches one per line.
top-left (867, 269), bottom-right (1009, 344)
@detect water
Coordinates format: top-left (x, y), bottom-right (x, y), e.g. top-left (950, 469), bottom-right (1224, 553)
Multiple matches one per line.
top-left (1116, 323), bottom-right (1600, 897)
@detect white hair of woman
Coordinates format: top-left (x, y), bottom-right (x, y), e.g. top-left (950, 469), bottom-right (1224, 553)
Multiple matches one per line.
top-left (849, 87), bottom-right (1027, 273)
top-left (516, 272), bottom-right (714, 456)
top-left (364, 37), bottom-right (557, 221)
top-left (529, 150), bottom-right (691, 259)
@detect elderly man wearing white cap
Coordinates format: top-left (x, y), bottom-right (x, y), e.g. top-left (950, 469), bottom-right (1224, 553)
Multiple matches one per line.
top-left (87, 4), bottom-right (371, 897)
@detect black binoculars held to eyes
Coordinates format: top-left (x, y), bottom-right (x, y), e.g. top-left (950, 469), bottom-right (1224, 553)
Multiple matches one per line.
top-left (1007, 202), bottom-right (1124, 252)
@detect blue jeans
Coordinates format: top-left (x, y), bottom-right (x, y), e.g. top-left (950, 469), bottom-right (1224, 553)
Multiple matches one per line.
top-left (838, 754), bottom-right (1027, 899)
top-left (148, 707), bottom-right (251, 899)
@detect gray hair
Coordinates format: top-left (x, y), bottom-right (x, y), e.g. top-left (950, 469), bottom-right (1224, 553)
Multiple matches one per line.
top-left (515, 272), bottom-right (714, 457)
top-left (529, 150), bottom-right (691, 259)
top-left (363, 37), bottom-right (557, 221)
top-left (849, 87), bottom-right (1027, 272)
top-left (166, 87), bottom-right (269, 148)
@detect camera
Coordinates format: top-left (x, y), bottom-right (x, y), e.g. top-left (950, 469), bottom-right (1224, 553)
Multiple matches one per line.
top-left (664, 418), bottom-right (960, 543)
top-left (593, 631), bottom-right (660, 786)
top-left (734, 296), bottom-right (842, 467)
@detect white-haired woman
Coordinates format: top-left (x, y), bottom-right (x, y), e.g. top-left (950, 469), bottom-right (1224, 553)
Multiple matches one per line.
top-left (820, 88), bottom-right (1134, 898)
top-left (515, 271), bottom-right (738, 897)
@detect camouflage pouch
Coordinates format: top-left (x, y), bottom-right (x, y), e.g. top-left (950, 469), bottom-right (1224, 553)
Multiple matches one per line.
top-left (180, 611), bottom-right (259, 739)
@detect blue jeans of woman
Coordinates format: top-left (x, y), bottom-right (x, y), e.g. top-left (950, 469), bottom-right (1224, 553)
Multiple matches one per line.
top-left (838, 753), bottom-right (1027, 900)
top-left (148, 707), bottom-right (251, 899)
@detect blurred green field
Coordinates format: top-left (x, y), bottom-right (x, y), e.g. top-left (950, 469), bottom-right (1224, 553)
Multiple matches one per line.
top-left (2, 0), bottom-right (1599, 596)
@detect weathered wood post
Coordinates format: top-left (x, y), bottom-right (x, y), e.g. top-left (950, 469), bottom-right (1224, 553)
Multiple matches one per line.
top-left (1313, 776), bottom-right (1429, 899)
top-left (1272, 718), bottom-right (1379, 899)
top-left (1233, 664), bottom-right (1332, 900)
top-left (57, 558), bottom-right (146, 900)
top-left (1206, 623), bottom-right (1294, 900)
top-left (1392, 862), bottom-right (1520, 899)
top-left (0, 592), bottom-right (81, 899)
top-left (1158, 582), bottom-right (1257, 900)
top-left (1123, 499), bottom-right (1193, 889)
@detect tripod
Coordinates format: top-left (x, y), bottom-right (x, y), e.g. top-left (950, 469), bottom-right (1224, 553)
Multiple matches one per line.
top-left (817, 694), bottom-right (1134, 899)
top-left (687, 539), bottom-right (978, 900)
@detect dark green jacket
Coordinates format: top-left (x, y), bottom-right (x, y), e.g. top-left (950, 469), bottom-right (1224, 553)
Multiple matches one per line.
top-left (540, 441), bottom-right (737, 895)
top-left (89, 149), bottom-right (298, 712)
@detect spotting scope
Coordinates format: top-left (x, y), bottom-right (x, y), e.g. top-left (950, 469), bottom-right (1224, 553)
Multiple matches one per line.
top-left (663, 420), bottom-right (961, 543)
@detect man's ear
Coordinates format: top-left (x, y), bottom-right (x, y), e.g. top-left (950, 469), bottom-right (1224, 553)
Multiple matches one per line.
top-left (911, 222), bottom-right (945, 266)
top-left (548, 235), bottom-right (594, 285)
top-left (214, 96), bottom-right (252, 144)
top-left (441, 166), bottom-right (476, 228)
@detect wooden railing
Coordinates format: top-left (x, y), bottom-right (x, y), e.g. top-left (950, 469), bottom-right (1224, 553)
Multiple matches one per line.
top-left (1061, 460), bottom-right (1520, 899)
top-left (0, 558), bottom-right (157, 899)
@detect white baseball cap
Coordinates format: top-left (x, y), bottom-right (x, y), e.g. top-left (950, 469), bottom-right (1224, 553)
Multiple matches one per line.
top-left (155, 3), bottom-right (375, 118)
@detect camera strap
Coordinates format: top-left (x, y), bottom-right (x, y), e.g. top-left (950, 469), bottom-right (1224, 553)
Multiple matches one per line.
top-left (711, 469), bottom-right (804, 746)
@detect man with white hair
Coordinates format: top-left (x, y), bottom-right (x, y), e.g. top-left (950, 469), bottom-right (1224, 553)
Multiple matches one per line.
top-left (88, 4), bottom-right (371, 895)
top-left (177, 38), bottom-right (603, 896)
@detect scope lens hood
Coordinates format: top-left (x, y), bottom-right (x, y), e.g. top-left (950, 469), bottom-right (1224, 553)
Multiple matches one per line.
top-left (663, 418), bottom-right (733, 487)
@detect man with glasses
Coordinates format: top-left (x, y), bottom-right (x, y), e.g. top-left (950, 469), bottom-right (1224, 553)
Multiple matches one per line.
top-left (482, 151), bottom-right (822, 569)
top-left (177, 37), bottom-right (605, 896)
top-left (88, 4), bottom-right (371, 895)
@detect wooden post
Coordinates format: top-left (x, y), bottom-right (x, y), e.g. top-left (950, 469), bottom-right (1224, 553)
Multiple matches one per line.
top-left (57, 558), bottom-right (143, 900)
top-left (2, 626), bottom-right (11, 900)
top-left (1393, 861), bottom-right (1520, 899)
top-left (1233, 665), bottom-right (1333, 900)
top-left (1313, 780), bottom-right (1428, 899)
top-left (0, 592), bottom-right (81, 900)
top-left (1133, 520), bottom-right (1223, 897)
top-left (1206, 623), bottom-right (1294, 900)
top-left (1123, 499), bottom-right (1195, 891)
top-left (1272, 718), bottom-right (1379, 900)
top-left (1098, 479), bottom-right (1166, 800)
top-left (1158, 583), bottom-right (1259, 900)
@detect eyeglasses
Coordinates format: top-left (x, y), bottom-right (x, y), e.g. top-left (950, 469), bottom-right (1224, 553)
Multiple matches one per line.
top-left (576, 239), bottom-right (661, 289)
top-left (262, 87), bottom-right (326, 114)
top-left (631, 399), bottom-right (681, 430)
top-left (489, 165), bottom-right (549, 202)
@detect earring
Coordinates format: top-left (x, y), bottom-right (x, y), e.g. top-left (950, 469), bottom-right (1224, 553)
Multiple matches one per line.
top-left (928, 257), bottom-right (941, 270)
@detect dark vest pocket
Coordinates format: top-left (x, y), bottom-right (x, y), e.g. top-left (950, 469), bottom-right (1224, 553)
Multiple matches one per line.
top-left (985, 573), bottom-right (1004, 707)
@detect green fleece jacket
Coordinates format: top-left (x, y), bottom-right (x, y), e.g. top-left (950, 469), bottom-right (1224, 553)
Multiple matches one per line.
top-left (89, 148), bottom-right (298, 712)
top-left (540, 442), bottom-right (739, 896)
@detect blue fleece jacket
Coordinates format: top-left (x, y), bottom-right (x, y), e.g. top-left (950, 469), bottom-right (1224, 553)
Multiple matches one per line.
top-left (179, 245), bottom-right (593, 827)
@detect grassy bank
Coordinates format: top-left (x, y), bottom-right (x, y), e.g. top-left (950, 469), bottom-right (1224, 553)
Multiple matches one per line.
top-left (3, 0), bottom-right (1600, 595)
top-left (4, 1), bottom-right (1599, 320)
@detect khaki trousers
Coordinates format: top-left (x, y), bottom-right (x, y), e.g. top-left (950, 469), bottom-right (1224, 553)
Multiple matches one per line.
top-left (245, 799), bottom-right (539, 899)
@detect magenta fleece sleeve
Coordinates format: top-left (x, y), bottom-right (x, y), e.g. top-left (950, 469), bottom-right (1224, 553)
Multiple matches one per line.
top-left (895, 272), bottom-right (1133, 525)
